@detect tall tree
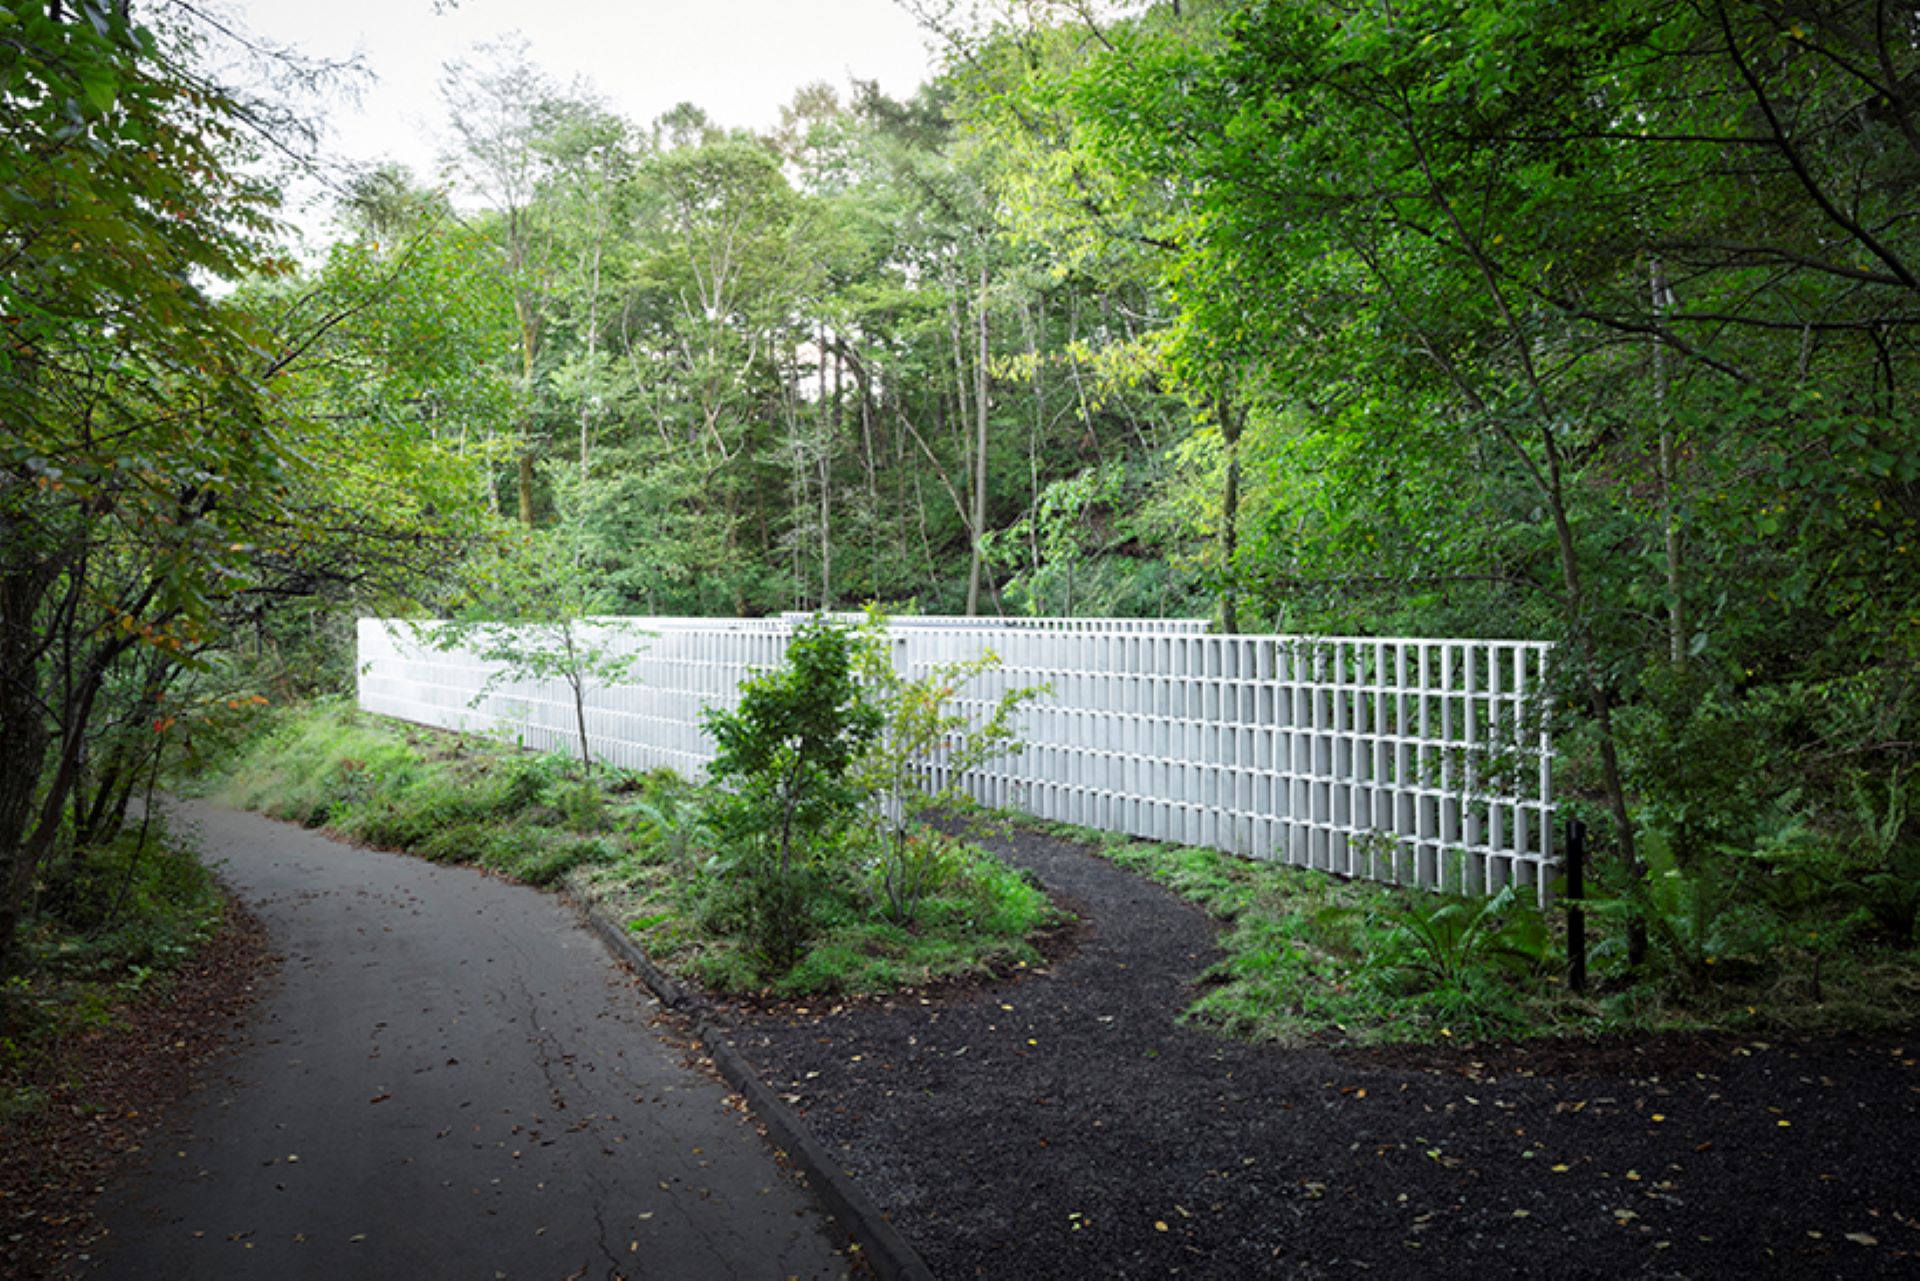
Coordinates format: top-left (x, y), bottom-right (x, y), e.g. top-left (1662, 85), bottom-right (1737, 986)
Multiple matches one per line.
top-left (441, 37), bottom-right (559, 525)
top-left (1022, 0), bottom-right (1920, 911)
top-left (0, 2), bottom-right (484, 972)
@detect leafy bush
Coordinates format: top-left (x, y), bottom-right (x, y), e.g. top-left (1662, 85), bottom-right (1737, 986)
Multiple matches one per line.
top-left (1838, 768), bottom-right (1920, 947)
top-left (1368, 885), bottom-right (1550, 988)
top-left (212, 697), bottom-right (1061, 1001)
top-left (1087, 807), bottom-right (1920, 1044)
top-left (850, 608), bottom-right (1045, 926)
top-left (2, 815), bottom-right (225, 1116)
top-left (702, 618), bottom-right (880, 975)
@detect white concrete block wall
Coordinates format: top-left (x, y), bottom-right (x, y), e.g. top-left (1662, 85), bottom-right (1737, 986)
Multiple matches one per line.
top-left (358, 617), bottom-right (1556, 902)
top-left (782, 612), bottom-right (1213, 634)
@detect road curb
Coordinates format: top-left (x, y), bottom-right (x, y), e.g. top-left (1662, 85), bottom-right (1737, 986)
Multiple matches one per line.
top-left (580, 901), bottom-right (694, 1011)
top-left (573, 892), bottom-right (936, 1281)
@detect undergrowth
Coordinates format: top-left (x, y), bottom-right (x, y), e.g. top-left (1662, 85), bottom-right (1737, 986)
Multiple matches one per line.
top-left (577, 813), bottom-right (1056, 999)
top-left (214, 699), bottom-right (1058, 997)
top-left (219, 698), bottom-right (613, 886)
top-left (1057, 824), bottom-right (1920, 1046)
top-left (1, 816), bottom-right (224, 1121)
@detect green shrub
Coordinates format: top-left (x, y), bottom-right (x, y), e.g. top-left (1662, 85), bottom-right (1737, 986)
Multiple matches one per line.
top-left (849, 608), bottom-right (1045, 926)
top-left (702, 618), bottom-right (880, 976)
top-left (209, 699), bottom-right (1063, 1002)
top-left (3, 815), bottom-right (226, 1118)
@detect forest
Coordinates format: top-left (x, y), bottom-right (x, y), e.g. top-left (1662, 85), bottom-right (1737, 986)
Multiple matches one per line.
top-left (4, 0), bottom-right (1920, 1005)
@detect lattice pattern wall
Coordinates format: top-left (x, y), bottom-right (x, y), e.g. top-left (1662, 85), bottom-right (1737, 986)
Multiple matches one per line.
top-left (783, 613), bottom-right (1213, 634)
top-left (906, 630), bottom-right (1555, 902)
top-left (358, 618), bottom-right (1556, 901)
top-left (356, 618), bottom-right (786, 779)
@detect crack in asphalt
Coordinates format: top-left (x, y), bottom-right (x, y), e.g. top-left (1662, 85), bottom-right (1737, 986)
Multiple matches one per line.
top-left (586, 1179), bottom-right (625, 1281)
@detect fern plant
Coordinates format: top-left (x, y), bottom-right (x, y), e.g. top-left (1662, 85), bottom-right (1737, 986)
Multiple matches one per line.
top-left (1372, 883), bottom-right (1550, 988)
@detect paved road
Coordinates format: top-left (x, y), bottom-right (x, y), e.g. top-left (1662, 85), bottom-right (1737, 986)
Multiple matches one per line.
top-left (87, 801), bottom-right (848, 1281)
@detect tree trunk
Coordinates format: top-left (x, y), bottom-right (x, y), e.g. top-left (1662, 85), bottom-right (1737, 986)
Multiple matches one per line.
top-left (580, 239), bottom-right (602, 484)
top-left (517, 454), bottom-right (536, 526)
top-left (0, 636), bottom-right (125, 974)
top-left (515, 284), bottom-right (539, 527)
top-left (1652, 258), bottom-right (1686, 664)
top-left (820, 327), bottom-right (834, 609)
top-left (0, 558), bottom-right (56, 975)
top-left (1539, 424), bottom-right (1646, 965)
top-left (967, 264), bottom-right (991, 616)
top-left (1021, 297), bottom-right (1044, 592)
top-left (1218, 390), bottom-right (1242, 634)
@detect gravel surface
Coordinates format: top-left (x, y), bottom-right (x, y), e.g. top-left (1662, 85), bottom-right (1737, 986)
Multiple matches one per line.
top-left (713, 821), bottom-right (1920, 1279)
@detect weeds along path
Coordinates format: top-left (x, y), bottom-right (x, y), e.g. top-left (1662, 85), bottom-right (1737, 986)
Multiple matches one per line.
top-left (85, 800), bottom-right (848, 1281)
top-left (715, 821), bottom-right (1920, 1280)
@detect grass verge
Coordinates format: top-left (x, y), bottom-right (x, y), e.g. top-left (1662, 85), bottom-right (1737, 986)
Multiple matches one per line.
top-left (1037, 820), bottom-right (1920, 1046)
top-left (213, 699), bottom-right (1060, 999)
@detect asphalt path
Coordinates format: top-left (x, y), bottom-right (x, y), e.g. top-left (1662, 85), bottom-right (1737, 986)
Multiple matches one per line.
top-left (86, 800), bottom-right (848, 1281)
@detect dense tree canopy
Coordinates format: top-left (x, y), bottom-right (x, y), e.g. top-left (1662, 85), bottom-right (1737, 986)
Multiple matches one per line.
top-left (0, 0), bottom-right (481, 970)
top-left (4, 0), bottom-right (1917, 976)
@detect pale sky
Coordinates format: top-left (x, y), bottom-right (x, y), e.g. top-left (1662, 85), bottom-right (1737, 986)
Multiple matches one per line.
top-left (227, 0), bottom-right (944, 241)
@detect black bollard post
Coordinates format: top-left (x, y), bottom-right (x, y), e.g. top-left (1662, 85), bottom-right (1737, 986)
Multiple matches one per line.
top-left (1566, 816), bottom-right (1588, 994)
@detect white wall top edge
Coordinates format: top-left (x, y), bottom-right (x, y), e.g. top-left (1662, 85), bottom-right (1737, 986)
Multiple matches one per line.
top-left (361, 616), bottom-right (1550, 650)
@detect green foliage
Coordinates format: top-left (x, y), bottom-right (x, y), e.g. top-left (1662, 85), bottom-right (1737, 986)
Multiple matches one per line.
top-left (675, 827), bottom-right (1055, 998)
top-left (216, 700), bottom-right (617, 886)
top-left (216, 700), bottom-right (1057, 997)
top-left (1368, 885), bottom-right (1550, 990)
top-left (702, 618), bottom-right (881, 973)
top-left (0, 0), bottom-right (292, 970)
top-left (1085, 819), bottom-right (1920, 1045)
top-left (0, 4), bottom-right (486, 974)
top-left (24, 821), bottom-right (223, 982)
top-left (424, 531), bottom-right (650, 776)
top-left (1591, 832), bottom-right (1756, 991)
top-left (987, 0), bottom-right (1912, 813)
top-left (30, 0), bottom-right (1914, 1046)
top-left (2, 815), bottom-right (224, 1113)
top-left (850, 608), bottom-right (1045, 925)
top-left (1835, 768), bottom-right (1920, 948)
